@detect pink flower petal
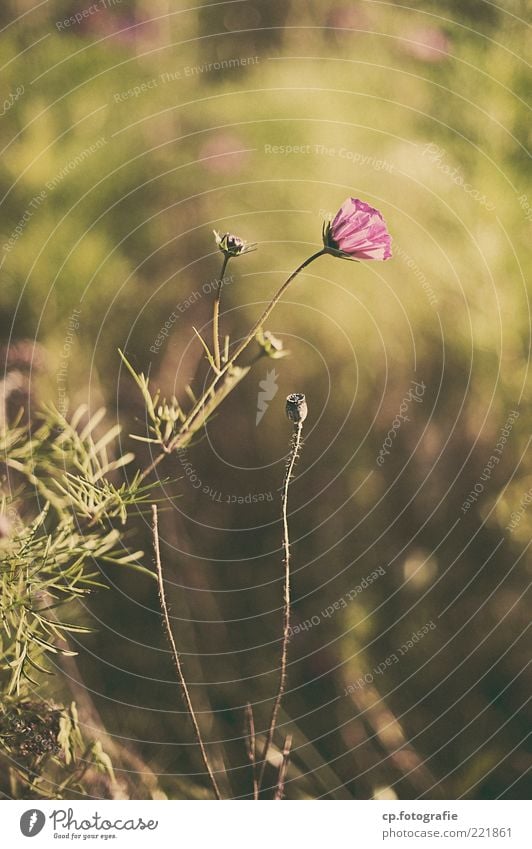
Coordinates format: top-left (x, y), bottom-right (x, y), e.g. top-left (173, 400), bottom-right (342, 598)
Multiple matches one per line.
top-left (325, 197), bottom-right (392, 261)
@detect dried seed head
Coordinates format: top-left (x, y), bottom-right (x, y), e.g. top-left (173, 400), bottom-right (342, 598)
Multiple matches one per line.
top-left (286, 393), bottom-right (308, 424)
top-left (1, 701), bottom-right (61, 761)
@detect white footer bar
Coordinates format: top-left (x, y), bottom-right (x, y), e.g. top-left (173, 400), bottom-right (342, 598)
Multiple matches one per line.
top-left (3, 799), bottom-right (528, 848)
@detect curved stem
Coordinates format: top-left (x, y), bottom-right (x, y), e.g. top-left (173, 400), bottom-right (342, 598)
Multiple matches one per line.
top-left (151, 505), bottom-right (222, 800)
top-left (212, 255), bottom-right (229, 371)
top-left (180, 249), bottom-right (325, 437)
top-left (258, 421), bottom-right (303, 792)
top-left (138, 249), bottom-right (325, 483)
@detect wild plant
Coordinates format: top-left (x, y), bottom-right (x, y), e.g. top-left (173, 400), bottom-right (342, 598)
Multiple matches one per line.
top-left (1, 198), bottom-right (391, 799)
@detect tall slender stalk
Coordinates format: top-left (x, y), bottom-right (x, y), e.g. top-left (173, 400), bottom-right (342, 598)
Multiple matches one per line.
top-left (258, 405), bottom-right (306, 791)
top-left (151, 504), bottom-right (222, 800)
top-left (274, 734), bottom-right (293, 800)
top-left (245, 702), bottom-right (259, 800)
top-left (212, 255), bottom-right (229, 372)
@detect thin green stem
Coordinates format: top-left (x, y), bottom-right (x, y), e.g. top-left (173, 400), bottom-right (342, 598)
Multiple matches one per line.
top-left (183, 250), bottom-right (325, 433)
top-left (139, 248), bottom-right (327, 481)
top-left (151, 504), bottom-right (222, 800)
top-left (212, 255), bottom-right (229, 371)
top-left (138, 250), bottom-right (324, 482)
top-left (258, 421), bottom-right (303, 791)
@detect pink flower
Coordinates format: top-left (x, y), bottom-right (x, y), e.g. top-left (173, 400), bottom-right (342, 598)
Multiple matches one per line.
top-left (323, 198), bottom-right (392, 261)
top-left (83, 13), bottom-right (157, 46)
top-left (326, 5), bottom-right (368, 33)
top-left (199, 133), bottom-right (250, 174)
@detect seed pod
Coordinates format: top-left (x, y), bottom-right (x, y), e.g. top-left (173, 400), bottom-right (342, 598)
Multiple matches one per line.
top-left (286, 393), bottom-right (308, 424)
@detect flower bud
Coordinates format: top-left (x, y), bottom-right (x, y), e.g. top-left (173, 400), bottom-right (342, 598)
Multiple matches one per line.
top-left (286, 393), bottom-right (308, 423)
top-left (213, 230), bottom-right (257, 257)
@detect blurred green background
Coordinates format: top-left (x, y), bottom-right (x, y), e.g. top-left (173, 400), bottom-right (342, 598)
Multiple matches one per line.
top-left (1, 0), bottom-right (531, 799)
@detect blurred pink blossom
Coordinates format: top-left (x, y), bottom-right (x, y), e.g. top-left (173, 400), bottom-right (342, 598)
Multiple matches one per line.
top-left (82, 12), bottom-right (157, 46)
top-left (199, 134), bottom-right (250, 174)
top-left (326, 5), bottom-right (368, 32)
top-left (402, 27), bottom-right (450, 62)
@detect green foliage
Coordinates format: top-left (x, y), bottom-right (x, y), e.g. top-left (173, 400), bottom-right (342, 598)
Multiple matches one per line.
top-left (120, 350), bottom-right (187, 451)
top-left (120, 348), bottom-right (252, 454)
top-left (0, 402), bottom-right (160, 796)
top-left (1, 404), bottom-right (154, 695)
